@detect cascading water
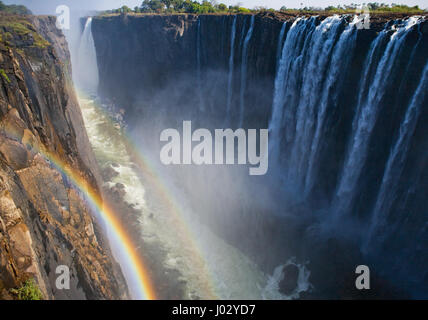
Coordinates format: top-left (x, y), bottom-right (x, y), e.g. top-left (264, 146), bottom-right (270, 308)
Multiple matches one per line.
top-left (364, 60), bottom-right (428, 251)
top-left (304, 16), bottom-right (359, 195)
top-left (225, 16), bottom-right (237, 121)
top-left (276, 22), bottom-right (287, 64)
top-left (269, 17), bottom-right (313, 164)
top-left (239, 15), bottom-right (255, 127)
top-left (269, 16), bottom-right (426, 208)
top-left (76, 17), bottom-right (99, 94)
top-left (333, 17), bottom-right (421, 219)
top-left (267, 15), bottom-right (426, 295)
top-left (196, 18), bottom-right (205, 111)
top-left (287, 16), bottom-right (343, 192)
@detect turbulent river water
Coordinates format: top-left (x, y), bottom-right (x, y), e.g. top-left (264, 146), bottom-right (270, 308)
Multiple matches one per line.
top-left (78, 94), bottom-right (310, 299)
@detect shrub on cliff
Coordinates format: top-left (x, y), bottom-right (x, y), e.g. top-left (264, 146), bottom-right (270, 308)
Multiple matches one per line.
top-left (10, 279), bottom-right (44, 300)
top-left (0, 15), bottom-right (50, 49)
top-left (0, 69), bottom-right (10, 83)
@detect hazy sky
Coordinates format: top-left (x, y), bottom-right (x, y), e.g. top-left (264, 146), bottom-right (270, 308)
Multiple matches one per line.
top-left (4, 0), bottom-right (428, 13)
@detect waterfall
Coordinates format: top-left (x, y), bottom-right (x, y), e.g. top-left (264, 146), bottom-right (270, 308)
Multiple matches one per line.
top-left (239, 15), bottom-right (255, 127)
top-left (85, 12), bottom-right (427, 298)
top-left (225, 16), bottom-right (237, 121)
top-left (269, 17), bottom-right (308, 163)
top-left (196, 18), bottom-right (205, 111)
top-left (276, 22), bottom-right (287, 64)
top-left (304, 17), bottom-right (359, 195)
top-left (268, 15), bottom-right (425, 246)
top-left (239, 18), bottom-right (248, 52)
top-left (364, 61), bottom-right (428, 251)
top-left (269, 16), bottom-right (345, 188)
top-left (333, 17), bottom-right (421, 218)
top-left (76, 17), bottom-right (99, 94)
top-left (287, 16), bottom-right (343, 191)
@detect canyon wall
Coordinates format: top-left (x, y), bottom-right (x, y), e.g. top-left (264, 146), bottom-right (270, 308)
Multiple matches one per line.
top-left (0, 13), bottom-right (128, 299)
top-left (92, 13), bottom-right (283, 127)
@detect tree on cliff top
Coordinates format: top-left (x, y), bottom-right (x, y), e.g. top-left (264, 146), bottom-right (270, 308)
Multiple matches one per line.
top-left (141, 0), bottom-right (165, 12)
top-left (103, 1), bottom-right (426, 15)
top-left (139, 0), bottom-right (230, 13)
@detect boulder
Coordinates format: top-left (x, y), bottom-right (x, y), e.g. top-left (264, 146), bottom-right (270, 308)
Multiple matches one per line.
top-left (0, 139), bottom-right (31, 170)
top-left (278, 264), bottom-right (299, 295)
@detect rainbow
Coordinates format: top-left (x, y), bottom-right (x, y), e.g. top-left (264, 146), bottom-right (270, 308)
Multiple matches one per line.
top-left (1, 127), bottom-right (156, 300)
top-left (44, 151), bottom-right (157, 300)
top-left (3, 90), bottom-right (219, 299)
top-left (76, 91), bottom-right (218, 299)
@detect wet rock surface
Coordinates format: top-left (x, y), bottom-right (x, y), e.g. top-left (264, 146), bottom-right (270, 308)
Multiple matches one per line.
top-left (278, 264), bottom-right (299, 295)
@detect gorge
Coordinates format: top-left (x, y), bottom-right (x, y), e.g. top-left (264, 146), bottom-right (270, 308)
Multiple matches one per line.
top-left (85, 12), bottom-right (427, 299)
top-left (0, 7), bottom-right (427, 300)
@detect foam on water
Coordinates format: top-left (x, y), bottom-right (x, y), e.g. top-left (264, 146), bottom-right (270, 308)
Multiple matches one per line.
top-left (262, 258), bottom-right (312, 300)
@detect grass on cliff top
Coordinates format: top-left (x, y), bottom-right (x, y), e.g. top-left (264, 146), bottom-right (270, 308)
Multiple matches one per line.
top-left (10, 279), bottom-right (44, 300)
top-left (0, 14), bottom-right (50, 49)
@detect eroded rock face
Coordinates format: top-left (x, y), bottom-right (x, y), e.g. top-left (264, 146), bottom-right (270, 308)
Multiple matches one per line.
top-left (0, 13), bottom-right (128, 300)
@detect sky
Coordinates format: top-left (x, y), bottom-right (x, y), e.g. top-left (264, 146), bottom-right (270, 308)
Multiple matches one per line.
top-left (3, 0), bottom-right (428, 13)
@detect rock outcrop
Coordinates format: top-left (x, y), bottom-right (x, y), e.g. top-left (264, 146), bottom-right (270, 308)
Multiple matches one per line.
top-left (0, 13), bottom-right (128, 300)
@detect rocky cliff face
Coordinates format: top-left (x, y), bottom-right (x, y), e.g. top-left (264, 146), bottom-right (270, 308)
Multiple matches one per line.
top-left (92, 13), bottom-right (282, 128)
top-left (0, 13), bottom-right (128, 300)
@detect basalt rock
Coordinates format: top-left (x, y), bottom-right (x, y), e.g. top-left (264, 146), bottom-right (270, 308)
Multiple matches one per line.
top-left (278, 264), bottom-right (299, 296)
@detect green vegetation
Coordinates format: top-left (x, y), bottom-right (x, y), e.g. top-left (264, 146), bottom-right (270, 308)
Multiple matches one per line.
top-left (0, 69), bottom-right (10, 83)
top-left (281, 3), bottom-right (426, 14)
top-left (0, 1), bottom-right (32, 15)
top-left (10, 279), bottom-right (44, 300)
top-left (32, 32), bottom-right (51, 49)
top-left (0, 15), bottom-right (50, 49)
top-left (102, 0), bottom-right (262, 14)
top-left (100, 1), bottom-right (426, 15)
